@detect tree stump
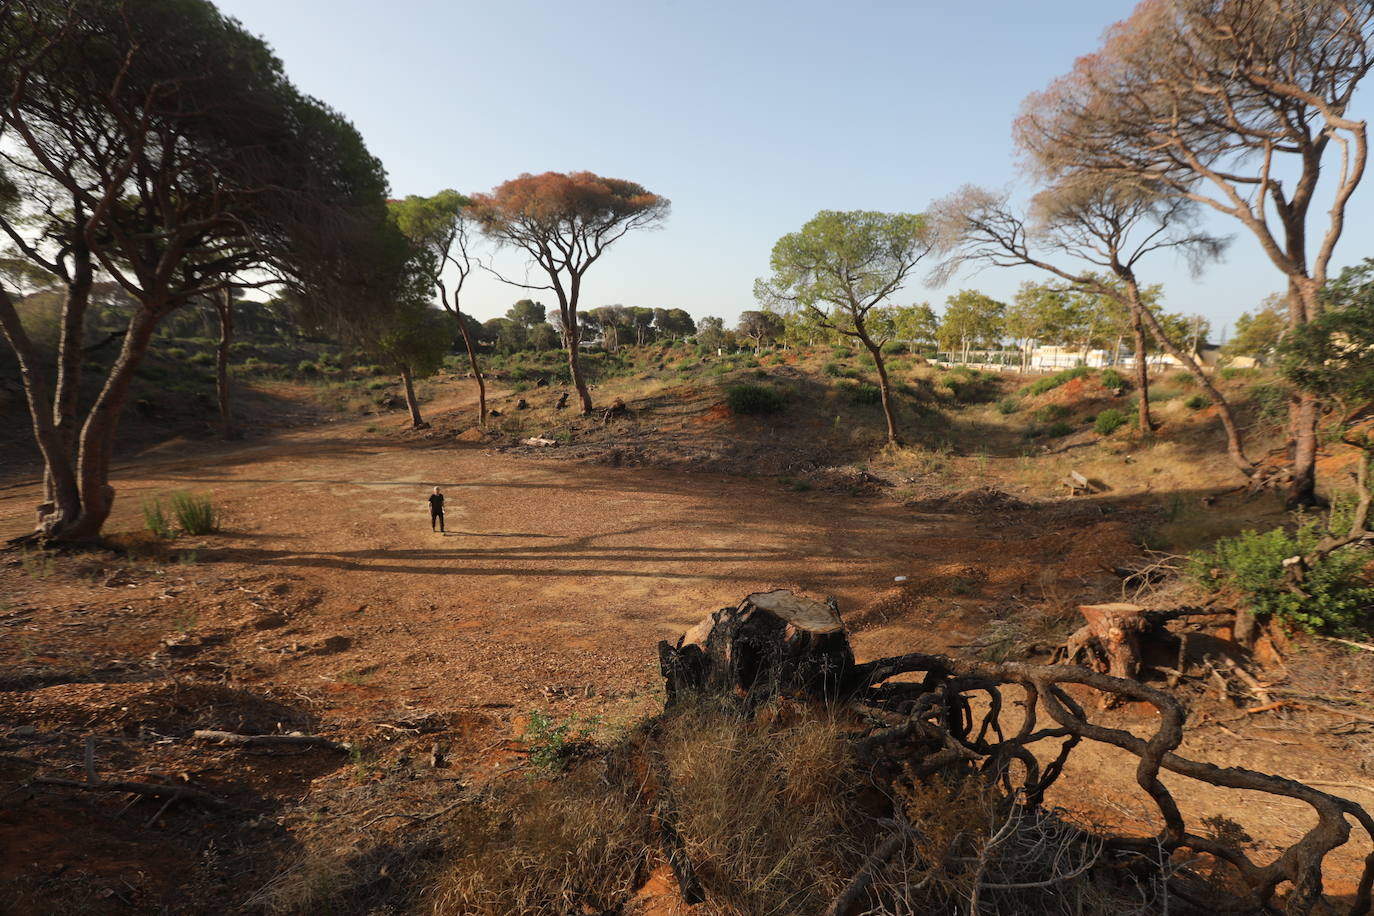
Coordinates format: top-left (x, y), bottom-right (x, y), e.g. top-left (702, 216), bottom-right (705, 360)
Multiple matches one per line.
top-left (658, 590), bottom-right (855, 704)
top-left (1069, 603), bottom-right (1149, 680)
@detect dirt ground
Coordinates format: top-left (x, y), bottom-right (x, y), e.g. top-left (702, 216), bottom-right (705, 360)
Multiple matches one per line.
top-left (2, 379), bottom-right (1373, 912)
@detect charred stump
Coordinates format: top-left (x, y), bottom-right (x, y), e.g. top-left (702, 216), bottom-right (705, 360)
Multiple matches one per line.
top-left (658, 590), bottom-right (854, 705)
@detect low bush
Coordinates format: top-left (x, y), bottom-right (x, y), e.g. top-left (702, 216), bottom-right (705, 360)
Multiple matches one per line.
top-left (1219, 366), bottom-right (1261, 381)
top-left (822, 361), bottom-right (844, 377)
top-left (1094, 408), bottom-right (1128, 435)
top-left (725, 383), bottom-right (786, 416)
top-left (1044, 420), bottom-right (1075, 438)
top-left (297, 360), bottom-right (319, 375)
top-left (1189, 522), bottom-right (1374, 635)
top-left (1247, 382), bottom-right (1291, 427)
top-left (837, 379), bottom-right (881, 405)
top-left (367, 379), bottom-right (391, 391)
top-left (996, 397), bottom-right (1019, 415)
top-left (1100, 368), bottom-right (1125, 390)
top-left (1184, 393), bottom-right (1210, 410)
top-left (170, 492), bottom-right (218, 535)
top-left (1023, 366), bottom-right (1090, 396)
top-left (1033, 404), bottom-right (1070, 423)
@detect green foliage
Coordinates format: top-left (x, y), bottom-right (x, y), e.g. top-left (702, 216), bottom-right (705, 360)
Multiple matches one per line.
top-left (297, 359), bottom-right (319, 375)
top-left (1218, 366), bottom-right (1260, 381)
top-left (1190, 523), bottom-right (1374, 635)
top-left (143, 499), bottom-right (173, 539)
top-left (1023, 366), bottom-right (1090, 396)
top-left (1034, 404), bottom-right (1070, 423)
top-left (521, 710), bottom-right (598, 776)
top-left (725, 383), bottom-right (786, 416)
top-left (996, 397), bottom-right (1020, 415)
top-left (169, 492), bottom-right (218, 535)
top-left (1247, 382), bottom-right (1291, 427)
top-left (1044, 421), bottom-right (1075, 437)
top-left (1100, 368), bottom-right (1124, 390)
top-left (1280, 259), bottom-right (1374, 404)
top-left (1184, 394), bottom-right (1209, 410)
top-left (1094, 408), bottom-right (1128, 435)
top-left (837, 380), bottom-right (881, 405)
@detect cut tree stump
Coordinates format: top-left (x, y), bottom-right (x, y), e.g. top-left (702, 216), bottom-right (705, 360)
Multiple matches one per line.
top-left (658, 589), bottom-right (854, 703)
top-left (1067, 603), bottom-right (1149, 680)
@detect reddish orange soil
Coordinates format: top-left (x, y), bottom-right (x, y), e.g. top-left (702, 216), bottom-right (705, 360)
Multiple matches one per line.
top-left (1, 380), bottom-right (1371, 911)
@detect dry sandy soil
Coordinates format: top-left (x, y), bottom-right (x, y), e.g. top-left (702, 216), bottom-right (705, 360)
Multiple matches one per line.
top-left (1, 380), bottom-right (1372, 912)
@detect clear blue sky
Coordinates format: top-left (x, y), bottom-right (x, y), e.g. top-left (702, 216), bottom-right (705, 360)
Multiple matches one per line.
top-left (216, 0), bottom-right (1373, 341)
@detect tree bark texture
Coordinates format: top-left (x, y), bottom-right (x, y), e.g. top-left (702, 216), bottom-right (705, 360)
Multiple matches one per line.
top-left (452, 309), bottom-right (486, 427)
top-left (216, 285), bottom-right (237, 440)
top-left (658, 590), bottom-right (855, 704)
top-left (400, 363), bottom-right (424, 428)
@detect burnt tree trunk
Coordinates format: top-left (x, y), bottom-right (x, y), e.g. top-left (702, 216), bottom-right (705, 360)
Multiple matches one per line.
top-left (659, 590), bottom-right (855, 704)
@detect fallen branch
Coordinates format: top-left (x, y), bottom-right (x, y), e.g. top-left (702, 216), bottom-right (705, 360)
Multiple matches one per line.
top-left (192, 730), bottom-right (349, 752)
top-left (34, 775), bottom-right (230, 810)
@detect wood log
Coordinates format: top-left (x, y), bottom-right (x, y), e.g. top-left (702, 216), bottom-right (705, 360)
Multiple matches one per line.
top-left (659, 590), bottom-right (854, 703)
top-left (192, 730), bottom-right (348, 752)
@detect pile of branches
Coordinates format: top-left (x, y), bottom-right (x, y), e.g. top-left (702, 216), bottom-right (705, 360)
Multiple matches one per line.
top-left (658, 591), bottom-right (1374, 915)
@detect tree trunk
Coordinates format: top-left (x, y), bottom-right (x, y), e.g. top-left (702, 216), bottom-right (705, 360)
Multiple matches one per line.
top-left (400, 363), bottom-right (424, 428)
top-left (1285, 280), bottom-right (1323, 508)
top-left (0, 286), bottom-right (81, 541)
top-left (658, 590), bottom-right (855, 704)
top-left (45, 245), bottom-right (92, 533)
top-left (216, 285), bottom-right (237, 439)
top-left (451, 309), bottom-right (486, 427)
top-left (863, 338), bottom-right (901, 445)
top-left (1135, 292), bottom-right (1252, 476)
top-left (61, 305), bottom-right (164, 544)
top-left (1130, 306), bottom-right (1153, 432)
top-left (560, 301), bottom-right (593, 415)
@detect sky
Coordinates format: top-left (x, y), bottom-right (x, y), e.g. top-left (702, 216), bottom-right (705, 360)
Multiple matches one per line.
top-left (215, 0), bottom-right (1374, 341)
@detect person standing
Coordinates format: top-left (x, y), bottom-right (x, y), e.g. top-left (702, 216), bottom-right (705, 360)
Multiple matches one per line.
top-left (428, 486), bottom-right (445, 533)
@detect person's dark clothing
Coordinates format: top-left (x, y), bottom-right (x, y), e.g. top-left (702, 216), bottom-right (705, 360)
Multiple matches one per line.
top-left (428, 493), bottom-right (445, 531)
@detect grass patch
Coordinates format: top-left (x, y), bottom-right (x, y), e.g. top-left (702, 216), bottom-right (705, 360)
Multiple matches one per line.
top-left (170, 491), bottom-right (218, 535)
top-left (1022, 366), bottom-right (1089, 396)
top-left (143, 498), bottom-right (174, 539)
top-left (725, 383), bottom-right (786, 416)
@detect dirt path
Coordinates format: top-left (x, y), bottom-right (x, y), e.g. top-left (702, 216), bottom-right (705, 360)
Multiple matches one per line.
top-left (0, 384), bottom-right (1031, 709)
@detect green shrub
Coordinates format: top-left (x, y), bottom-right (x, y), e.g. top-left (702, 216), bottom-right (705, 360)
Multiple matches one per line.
top-left (1171, 370), bottom-right (1197, 387)
top-left (1190, 523), bottom-right (1374, 635)
top-left (1094, 408), bottom-right (1128, 435)
top-left (188, 351), bottom-right (215, 366)
top-left (1147, 387), bottom-right (1179, 403)
top-left (996, 397), bottom-right (1020, 415)
top-left (1247, 382), bottom-right (1291, 426)
top-left (367, 379), bottom-right (390, 391)
top-left (1184, 393), bottom-right (1210, 410)
top-left (1024, 366), bottom-right (1090, 396)
top-left (297, 359), bottom-right (319, 375)
top-left (142, 499), bottom-right (173, 539)
top-left (1044, 421), bottom-right (1075, 437)
top-left (169, 492), bottom-right (218, 535)
top-left (837, 380), bottom-right (881, 405)
top-left (1100, 368), bottom-right (1125, 390)
top-left (1219, 366), bottom-right (1260, 381)
top-left (725, 383), bottom-right (786, 416)
top-left (1034, 404), bottom-right (1070, 423)
top-left (164, 347), bottom-right (188, 361)
top-left (822, 361), bottom-right (844, 377)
